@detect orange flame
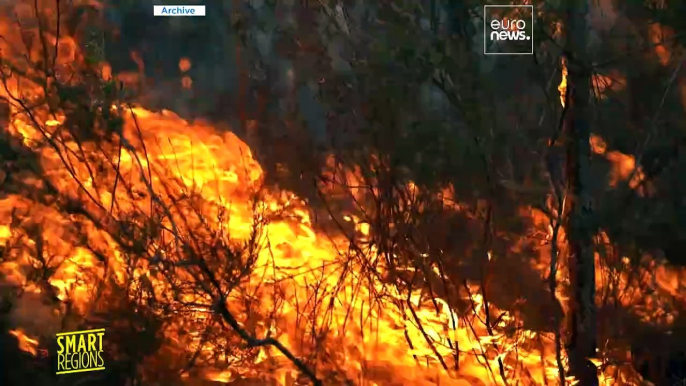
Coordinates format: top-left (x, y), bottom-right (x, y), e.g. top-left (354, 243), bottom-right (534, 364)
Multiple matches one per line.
top-left (558, 57), bottom-right (568, 107)
top-left (649, 23), bottom-right (673, 66)
top-left (179, 57), bottom-right (192, 72)
top-left (10, 329), bottom-right (39, 356)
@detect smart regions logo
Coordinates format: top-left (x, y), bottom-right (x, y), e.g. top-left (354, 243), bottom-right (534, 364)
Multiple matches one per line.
top-left (484, 5), bottom-right (534, 55)
top-left (56, 328), bottom-right (106, 375)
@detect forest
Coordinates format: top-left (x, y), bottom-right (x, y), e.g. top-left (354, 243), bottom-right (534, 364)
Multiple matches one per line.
top-left (0, 1), bottom-right (685, 385)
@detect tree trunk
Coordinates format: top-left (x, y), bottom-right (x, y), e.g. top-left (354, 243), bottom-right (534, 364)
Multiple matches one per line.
top-left (563, 1), bottom-right (599, 385)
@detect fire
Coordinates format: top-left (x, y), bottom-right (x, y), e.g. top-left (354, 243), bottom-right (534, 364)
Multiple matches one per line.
top-left (181, 76), bottom-right (193, 89)
top-left (648, 23), bottom-right (673, 66)
top-left (558, 58), bottom-right (625, 108)
top-left (558, 57), bottom-right (568, 107)
top-left (2, 101), bottom-right (583, 384)
top-left (559, 60), bottom-right (640, 189)
top-left (179, 58), bottom-right (192, 73)
top-left (10, 329), bottom-right (39, 356)
top-left (592, 71), bottom-right (625, 99)
top-left (0, 2), bottom-right (683, 386)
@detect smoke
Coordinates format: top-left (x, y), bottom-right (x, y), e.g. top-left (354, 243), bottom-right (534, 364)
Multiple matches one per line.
top-left (7, 290), bottom-right (61, 337)
top-left (102, 0), bottom-right (238, 121)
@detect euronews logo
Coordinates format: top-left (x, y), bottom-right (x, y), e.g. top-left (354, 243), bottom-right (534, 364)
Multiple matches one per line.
top-left (484, 5), bottom-right (534, 55)
top-left (490, 19), bottom-right (531, 41)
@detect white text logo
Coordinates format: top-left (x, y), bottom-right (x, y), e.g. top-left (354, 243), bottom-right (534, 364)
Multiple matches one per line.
top-left (153, 5), bottom-right (206, 17)
top-left (489, 19), bottom-right (531, 41)
top-left (484, 5), bottom-right (534, 55)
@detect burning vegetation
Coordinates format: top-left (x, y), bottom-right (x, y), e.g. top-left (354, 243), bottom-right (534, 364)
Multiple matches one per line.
top-left (0, 1), bottom-right (685, 386)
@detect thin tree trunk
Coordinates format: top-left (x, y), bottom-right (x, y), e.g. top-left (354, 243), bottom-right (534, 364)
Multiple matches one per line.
top-left (563, 1), bottom-right (598, 385)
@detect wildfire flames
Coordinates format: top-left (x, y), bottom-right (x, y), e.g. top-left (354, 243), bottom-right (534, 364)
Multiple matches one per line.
top-left (0, 1), bottom-right (684, 385)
